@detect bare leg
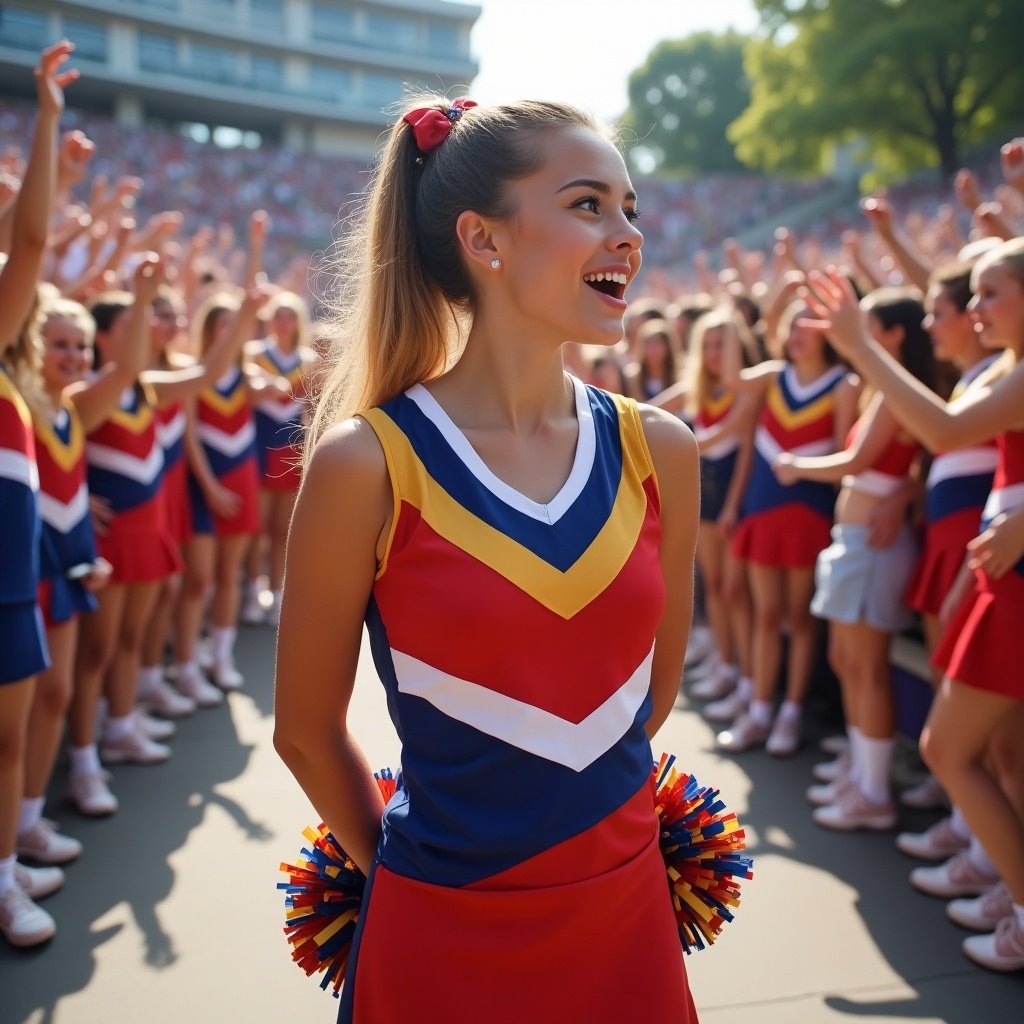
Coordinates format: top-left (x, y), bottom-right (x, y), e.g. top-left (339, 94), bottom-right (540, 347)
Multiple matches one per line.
top-left (747, 564), bottom-right (784, 704)
top-left (174, 536), bottom-right (215, 665)
top-left (722, 549), bottom-right (752, 678)
top-left (0, 678), bottom-right (35, 860)
top-left (696, 528), bottom-right (731, 665)
top-left (104, 582), bottom-right (160, 719)
top-left (70, 584), bottom-right (126, 747)
top-left (782, 567), bottom-right (819, 705)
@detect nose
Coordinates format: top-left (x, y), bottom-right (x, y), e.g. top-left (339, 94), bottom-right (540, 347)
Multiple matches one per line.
top-left (609, 212), bottom-right (643, 254)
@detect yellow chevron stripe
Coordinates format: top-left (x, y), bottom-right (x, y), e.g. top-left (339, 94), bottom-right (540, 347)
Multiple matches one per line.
top-left (362, 398), bottom-right (655, 620)
top-left (766, 380), bottom-right (835, 432)
top-left (32, 401), bottom-right (84, 472)
top-left (0, 370), bottom-right (32, 429)
top-left (107, 381), bottom-right (157, 433)
top-left (702, 391), bottom-right (734, 421)
top-left (202, 379), bottom-right (249, 417)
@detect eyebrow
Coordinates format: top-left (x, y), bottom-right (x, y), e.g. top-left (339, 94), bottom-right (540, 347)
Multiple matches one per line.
top-left (556, 178), bottom-right (638, 202)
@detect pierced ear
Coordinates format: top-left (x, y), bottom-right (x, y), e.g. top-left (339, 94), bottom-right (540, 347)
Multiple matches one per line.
top-left (455, 209), bottom-right (501, 273)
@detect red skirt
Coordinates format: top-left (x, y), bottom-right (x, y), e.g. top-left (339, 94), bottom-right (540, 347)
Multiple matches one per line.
top-left (189, 458), bottom-right (260, 538)
top-left (731, 504), bottom-right (832, 569)
top-left (162, 457), bottom-right (192, 546)
top-left (904, 509), bottom-right (981, 617)
top-left (98, 495), bottom-right (181, 585)
top-left (932, 567), bottom-right (1024, 698)
top-left (260, 443), bottom-right (302, 492)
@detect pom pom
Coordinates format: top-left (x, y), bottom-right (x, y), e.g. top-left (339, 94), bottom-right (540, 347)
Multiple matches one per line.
top-left (278, 768), bottom-right (397, 996)
top-left (654, 752), bottom-right (753, 954)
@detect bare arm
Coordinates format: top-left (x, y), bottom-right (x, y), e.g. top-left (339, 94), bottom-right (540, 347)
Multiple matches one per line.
top-left (692, 391), bottom-right (757, 452)
top-left (274, 418), bottom-right (393, 873)
top-left (639, 407), bottom-right (700, 739)
top-left (861, 198), bottom-right (932, 294)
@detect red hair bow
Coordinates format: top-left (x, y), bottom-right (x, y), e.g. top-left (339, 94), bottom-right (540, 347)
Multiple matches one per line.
top-left (403, 98), bottom-right (478, 154)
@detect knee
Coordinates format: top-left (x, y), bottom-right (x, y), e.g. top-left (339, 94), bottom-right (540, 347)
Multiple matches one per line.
top-left (182, 568), bottom-right (211, 602)
top-left (36, 674), bottom-right (72, 720)
top-left (0, 718), bottom-right (27, 770)
top-left (754, 602), bottom-right (782, 633)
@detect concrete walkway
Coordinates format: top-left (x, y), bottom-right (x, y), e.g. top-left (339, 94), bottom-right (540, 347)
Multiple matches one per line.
top-left (4, 624), bottom-right (1022, 1023)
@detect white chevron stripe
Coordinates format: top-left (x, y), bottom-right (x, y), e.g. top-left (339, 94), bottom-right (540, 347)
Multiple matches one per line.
top-left (783, 364), bottom-right (845, 402)
top-left (927, 447), bottom-right (999, 488)
top-left (155, 408), bottom-right (186, 449)
top-left (0, 446), bottom-right (39, 491)
top-left (197, 420), bottom-right (256, 458)
top-left (86, 441), bottom-right (164, 485)
top-left (255, 398), bottom-right (303, 423)
top-left (39, 481), bottom-right (89, 533)
top-left (755, 425), bottom-right (833, 466)
top-left (392, 646), bottom-right (654, 773)
top-left (984, 482), bottom-right (1024, 520)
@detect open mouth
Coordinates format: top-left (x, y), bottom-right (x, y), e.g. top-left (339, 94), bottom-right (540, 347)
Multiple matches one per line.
top-left (583, 272), bottom-right (627, 301)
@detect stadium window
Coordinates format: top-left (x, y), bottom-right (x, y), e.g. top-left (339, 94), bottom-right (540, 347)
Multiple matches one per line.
top-left (0, 7), bottom-right (51, 52)
top-left (310, 4), bottom-right (355, 44)
top-left (62, 19), bottom-right (108, 63)
top-left (249, 0), bottom-right (284, 32)
top-left (138, 31), bottom-right (179, 73)
top-left (364, 13), bottom-right (417, 52)
top-left (426, 22), bottom-right (460, 57)
top-left (251, 54), bottom-right (283, 89)
top-left (309, 64), bottom-right (351, 102)
top-left (362, 72), bottom-right (404, 107)
top-left (191, 42), bottom-right (238, 84)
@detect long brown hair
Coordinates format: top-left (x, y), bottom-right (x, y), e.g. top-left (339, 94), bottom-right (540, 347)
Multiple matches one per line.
top-left (309, 96), bottom-right (601, 462)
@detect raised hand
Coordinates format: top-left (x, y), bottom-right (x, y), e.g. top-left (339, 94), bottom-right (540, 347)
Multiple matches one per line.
top-left (35, 40), bottom-right (79, 119)
top-left (1000, 138), bottom-right (1024, 195)
top-left (57, 129), bottom-right (95, 190)
top-left (133, 251), bottom-right (164, 302)
top-left (860, 196), bottom-right (894, 237)
top-left (800, 268), bottom-right (866, 358)
top-left (954, 169), bottom-right (983, 213)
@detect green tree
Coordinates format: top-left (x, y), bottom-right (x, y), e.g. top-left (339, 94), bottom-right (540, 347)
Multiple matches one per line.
top-left (729, 0), bottom-right (1024, 182)
top-left (622, 31), bottom-right (749, 176)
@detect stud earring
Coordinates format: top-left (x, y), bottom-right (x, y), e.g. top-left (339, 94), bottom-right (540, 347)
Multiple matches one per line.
top-left (490, 258), bottom-right (501, 270)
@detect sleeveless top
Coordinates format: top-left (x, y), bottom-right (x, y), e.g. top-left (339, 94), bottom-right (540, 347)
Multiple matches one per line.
top-left (840, 413), bottom-right (918, 498)
top-left (743, 364), bottom-right (846, 520)
top-left (251, 341), bottom-right (306, 451)
top-left (0, 366), bottom-right (40, 604)
top-left (982, 428), bottom-right (1024, 578)
top-left (360, 376), bottom-right (664, 888)
top-left (694, 389), bottom-right (739, 462)
top-left (195, 366), bottom-right (257, 478)
top-left (86, 382), bottom-right (165, 513)
top-left (155, 398), bottom-right (187, 471)
top-left (34, 398), bottom-right (96, 579)
top-left (925, 358), bottom-right (999, 525)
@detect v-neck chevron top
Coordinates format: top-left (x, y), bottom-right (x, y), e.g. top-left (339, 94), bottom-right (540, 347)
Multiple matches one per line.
top-left (359, 375), bottom-right (665, 887)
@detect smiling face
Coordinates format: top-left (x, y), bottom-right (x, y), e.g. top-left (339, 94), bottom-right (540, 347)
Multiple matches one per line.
top-left (923, 283), bottom-right (974, 364)
top-left (488, 127), bottom-right (643, 348)
top-left (41, 315), bottom-right (92, 391)
top-left (969, 263), bottom-right (1024, 353)
top-left (702, 327), bottom-right (724, 378)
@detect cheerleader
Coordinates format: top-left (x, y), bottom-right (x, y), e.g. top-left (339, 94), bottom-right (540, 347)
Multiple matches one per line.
top-left (623, 317), bottom-right (677, 402)
top-left (241, 290), bottom-right (315, 627)
top-left (805, 245), bottom-right (1024, 972)
top-left (0, 40), bottom-right (75, 949)
top-left (717, 300), bottom-right (859, 755)
top-left (773, 288), bottom-right (936, 830)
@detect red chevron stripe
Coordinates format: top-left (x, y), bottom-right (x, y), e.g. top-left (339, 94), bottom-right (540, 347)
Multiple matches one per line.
top-left (763, 413), bottom-right (834, 451)
top-left (87, 419), bottom-right (159, 459)
top-left (198, 403), bottom-right (254, 435)
top-left (36, 447), bottom-right (85, 503)
top-left (0, 395), bottom-right (32, 457)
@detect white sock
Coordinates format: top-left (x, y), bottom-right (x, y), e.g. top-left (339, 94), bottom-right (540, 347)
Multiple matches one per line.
top-left (138, 665), bottom-right (162, 694)
top-left (176, 660), bottom-right (198, 682)
top-left (857, 734), bottom-right (894, 804)
top-left (966, 837), bottom-right (999, 879)
top-left (1014, 903), bottom-right (1024, 931)
top-left (736, 676), bottom-right (753, 701)
top-left (847, 726), bottom-right (865, 785)
top-left (18, 797), bottom-right (45, 835)
top-left (777, 700), bottom-right (802, 722)
top-left (748, 699), bottom-right (773, 728)
top-left (69, 744), bottom-right (101, 777)
top-left (0, 854), bottom-right (16, 895)
top-left (212, 626), bottom-right (235, 662)
top-left (104, 714), bottom-right (135, 743)
top-left (949, 806), bottom-right (972, 840)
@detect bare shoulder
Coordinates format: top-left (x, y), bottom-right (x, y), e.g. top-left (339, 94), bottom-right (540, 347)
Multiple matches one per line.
top-left (637, 404), bottom-right (699, 471)
top-left (303, 415), bottom-right (388, 499)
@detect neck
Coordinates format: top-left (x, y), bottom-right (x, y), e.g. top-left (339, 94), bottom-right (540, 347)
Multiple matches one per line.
top-left (791, 357), bottom-right (829, 384)
top-left (273, 334), bottom-right (296, 354)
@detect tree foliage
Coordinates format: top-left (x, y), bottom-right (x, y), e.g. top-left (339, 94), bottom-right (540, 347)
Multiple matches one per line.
top-left (622, 31), bottom-right (749, 176)
top-left (729, 0), bottom-right (1024, 181)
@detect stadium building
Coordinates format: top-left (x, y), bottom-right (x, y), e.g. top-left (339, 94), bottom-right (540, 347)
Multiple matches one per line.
top-left (0, 0), bottom-right (480, 158)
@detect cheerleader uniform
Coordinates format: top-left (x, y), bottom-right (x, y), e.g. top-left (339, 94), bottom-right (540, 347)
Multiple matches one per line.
top-left (732, 364), bottom-right (847, 567)
top-left (694, 389), bottom-right (739, 522)
top-left (189, 367), bottom-right (260, 536)
top-left (34, 398), bottom-right (98, 625)
top-left (933, 427), bottom-right (1024, 698)
top-left (905, 358), bottom-right (999, 617)
top-left (340, 376), bottom-right (696, 1024)
top-left (86, 382), bottom-right (179, 584)
top-left (0, 367), bottom-right (48, 683)
top-left (251, 341), bottom-right (305, 491)
top-left (155, 399), bottom-right (191, 546)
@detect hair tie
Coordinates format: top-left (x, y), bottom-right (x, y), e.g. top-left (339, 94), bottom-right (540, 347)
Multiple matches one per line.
top-left (403, 98), bottom-right (477, 156)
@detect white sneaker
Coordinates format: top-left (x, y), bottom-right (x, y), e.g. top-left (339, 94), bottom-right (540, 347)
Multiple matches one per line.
top-left (134, 709), bottom-right (176, 742)
top-left (807, 773), bottom-right (855, 807)
top-left (896, 816), bottom-right (970, 861)
top-left (690, 664), bottom-right (737, 701)
top-left (813, 785), bottom-right (897, 832)
top-left (69, 770), bottom-right (119, 816)
top-left (138, 675), bottom-right (196, 719)
top-left (812, 750), bottom-right (850, 782)
top-left (948, 883), bottom-right (1014, 932)
top-left (196, 636), bottom-right (215, 671)
top-left (211, 658), bottom-right (244, 692)
top-left (0, 884), bottom-right (56, 947)
top-left (100, 728), bottom-right (171, 766)
top-left (684, 626), bottom-right (715, 667)
top-left (13, 862), bottom-right (64, 899)
top-left (766, 711), bottom-right (802, 757)
top-left (705, 685), bottom-right (750, 724)
top-left (176, 665), bottom-right (224, 708)
top-left (962, 915), bottom-right (1024, 972)
top-left (819, 735), bottom-right (849, 756)
top-left (899, 774), bottom-right (950, 810)
top-left (716, 712), bottom-right (771, 752)
top-left (911, 850), bottom-right (1000, 899)
top-left (16, 818), bottom-right (82, 865)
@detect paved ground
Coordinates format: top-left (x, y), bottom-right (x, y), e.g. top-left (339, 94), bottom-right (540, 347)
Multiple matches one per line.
top-left (4, 623), bottom-right (1022, 1024)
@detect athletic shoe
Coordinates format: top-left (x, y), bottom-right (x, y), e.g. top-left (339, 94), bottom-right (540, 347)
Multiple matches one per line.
top-left (176, 666), bottom-right (223, 708)
top-left (16, 818), bottom-right (82, 866)
top-left (0, 884), bottom-right (56, 947)
top-left (196, 636), bottom-right (215, 671)
top-left (911, 850), bottom-right (1000, 899)
top-left (813, 785), bottom-right (897, 831)
top-left (684, 626), bottom-right (715, 668)
top-left (211, 658), bottom-right (244, 692)
top-left (690, 664), bottom-right (737, 701)
top-left (240, 591), bottom-right (265, 626)
top-left (134, 710), bottom-right (176, 742)
top-left (948, 883), bottom-right (1014, 932)
top-left (899, 774), bottom-right (950, 810)
top-left (704, 685), bottom-right (750, 724)
top-left (962, 915), bottom-right (1024, 972)
top-left (766, 712), bottom-right (802, 757)
top-left (13, 862), bottom-right (64, 900)
top-left (812, 750), bottom-right (850, 783)
top-left (138, 675), bottom-right (196, 719)
top-left (819, 735), bottom-right (849, 756)
top-left (100, 728), bottom-right (171, 766)
top-left (69, 770), bottom-right (118, 817)
top-left (807, 774), bottom-right (855, 807)
top-left (896, 816), bottom-right (970, 861)
top-left (716, 713), bottom-right (771, 753)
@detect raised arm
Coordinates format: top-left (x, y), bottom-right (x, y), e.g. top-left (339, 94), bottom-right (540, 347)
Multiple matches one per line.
top-left (861, 198), bottom-right (932, 294)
